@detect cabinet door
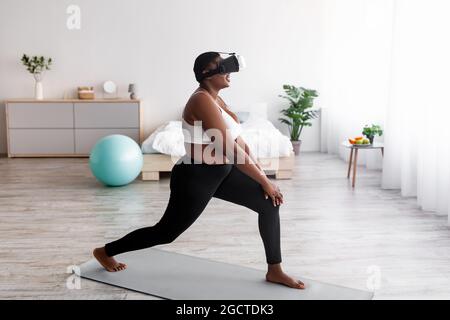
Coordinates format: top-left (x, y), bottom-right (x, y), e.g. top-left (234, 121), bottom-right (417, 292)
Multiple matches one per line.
top-left (9, 129), bottom-right (75, 154)
top-left (74, 103), bottom-right (138, 128)
top-left (75, 128), bottom-right (140, 154)
top-left (7, 103), bottom-right (73, 128)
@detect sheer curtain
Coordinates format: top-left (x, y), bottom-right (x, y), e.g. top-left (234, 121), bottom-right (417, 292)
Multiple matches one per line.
top-left (382, 0), bottom-right (450, 219)
top-left (319, 0), bottom-right (450, 221)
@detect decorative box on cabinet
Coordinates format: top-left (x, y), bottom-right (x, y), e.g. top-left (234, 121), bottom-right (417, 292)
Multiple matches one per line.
top-left (5, 99), bottom-right (143, 157)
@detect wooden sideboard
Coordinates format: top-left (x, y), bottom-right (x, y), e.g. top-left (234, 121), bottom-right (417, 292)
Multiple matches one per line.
top-left (5, 99), bottom-right (143, 157)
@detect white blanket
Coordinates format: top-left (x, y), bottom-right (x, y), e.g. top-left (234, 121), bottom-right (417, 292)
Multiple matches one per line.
top-left (141, 118), bottom-right (293, 158)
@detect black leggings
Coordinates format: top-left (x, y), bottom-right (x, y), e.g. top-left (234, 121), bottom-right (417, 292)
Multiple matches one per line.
top-left (104, 159), bottom-right (282, 264)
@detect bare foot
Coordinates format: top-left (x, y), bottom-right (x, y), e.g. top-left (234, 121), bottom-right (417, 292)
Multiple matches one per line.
top-left (93, 247), bottom-right (127, 272)
top-left (266, 267), bottom-right (305, 289)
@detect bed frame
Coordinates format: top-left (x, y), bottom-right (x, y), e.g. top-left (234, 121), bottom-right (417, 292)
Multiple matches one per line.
top-left (141, 153), bottom-right (294, 181)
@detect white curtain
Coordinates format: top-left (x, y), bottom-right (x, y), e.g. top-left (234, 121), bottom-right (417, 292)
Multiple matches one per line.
top-left (382, 0), bottom-right (450, 219)
top-left (319, 0), bottom-right (450, 220)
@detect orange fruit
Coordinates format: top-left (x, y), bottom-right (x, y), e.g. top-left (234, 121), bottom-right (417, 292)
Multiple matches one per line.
top-left (354, 136), bottom-right (363, 140)
top-left (348, 138), bottom-right (356, 144)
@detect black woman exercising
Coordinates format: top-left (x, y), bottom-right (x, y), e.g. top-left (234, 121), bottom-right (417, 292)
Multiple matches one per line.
top-left (93, 52), bottom-right (305, 289)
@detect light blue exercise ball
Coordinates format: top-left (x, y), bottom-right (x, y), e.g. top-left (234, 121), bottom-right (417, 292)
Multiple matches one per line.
top-left (89, 134), bottom-right (143, 187)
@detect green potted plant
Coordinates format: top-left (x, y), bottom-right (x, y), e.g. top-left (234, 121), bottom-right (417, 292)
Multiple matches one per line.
top-left (278, 85), bottom-right (319, 155)
top-left (362, 124), bottom-right (383, 144)
top-left (21, 54), bottom-right (52, 100)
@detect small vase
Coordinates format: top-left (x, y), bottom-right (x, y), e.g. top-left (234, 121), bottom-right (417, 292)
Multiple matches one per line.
top-left (291, 140), bottom-right (302, 155)
top-left (368, 136), bottom-right (374, 144)
top-left (35, 81), bottom-right (43, 100)
top-left (33, 73), bottom-right (44, 100)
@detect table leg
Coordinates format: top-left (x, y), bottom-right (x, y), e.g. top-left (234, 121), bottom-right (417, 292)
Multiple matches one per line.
top-left (352, 148), bottom-right (358, 188)
top-left (347, 148), bottom-right (354, 179)
top-left (381, 147), bottom-right (384, 157)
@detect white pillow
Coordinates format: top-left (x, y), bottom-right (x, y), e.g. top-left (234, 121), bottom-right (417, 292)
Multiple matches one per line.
top-left (141, 121), bottom-right (186, 156)
top-left (141, 123), bottom-right (167, 154)
top-left (152, 121), bottom-right (186, 157)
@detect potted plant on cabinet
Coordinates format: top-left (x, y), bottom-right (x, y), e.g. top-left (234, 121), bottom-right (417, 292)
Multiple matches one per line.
top-left (278, 85), bottom-right (319, 155)
top-left (21, 54), bottom-right (52, 100)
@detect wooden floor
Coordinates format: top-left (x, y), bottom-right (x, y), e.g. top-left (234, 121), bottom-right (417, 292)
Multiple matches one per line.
top-left (1, 152), bottom-right (449, 300)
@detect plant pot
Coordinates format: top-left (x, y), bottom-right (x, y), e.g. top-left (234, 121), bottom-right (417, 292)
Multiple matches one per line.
top-left (367, 136), bottom-right (374, 144)
top-left (35, 80), bottom-right (43, 100)
top-left (291, 140), bottom-right (301, 155)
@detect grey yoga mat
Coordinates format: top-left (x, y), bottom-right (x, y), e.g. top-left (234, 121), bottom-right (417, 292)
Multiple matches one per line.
top-left (77, 248), bottom-right (373, 300)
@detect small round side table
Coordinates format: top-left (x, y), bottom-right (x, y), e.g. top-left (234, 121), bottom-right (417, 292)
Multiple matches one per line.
top-left (341, 141), bottom-right (384, 188)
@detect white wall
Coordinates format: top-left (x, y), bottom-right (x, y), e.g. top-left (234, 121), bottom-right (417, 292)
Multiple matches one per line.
top-left (0, 0), bottom-right (325, 154)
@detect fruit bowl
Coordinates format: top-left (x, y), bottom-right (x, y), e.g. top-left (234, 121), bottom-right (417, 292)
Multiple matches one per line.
top-left (348, 137), bottom-right (372, 147)
top-left (352, 143), bottom-right (372, 147)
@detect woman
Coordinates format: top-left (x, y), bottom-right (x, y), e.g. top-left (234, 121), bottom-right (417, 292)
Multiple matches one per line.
top-left (93, 52), bottom-right (305, 290)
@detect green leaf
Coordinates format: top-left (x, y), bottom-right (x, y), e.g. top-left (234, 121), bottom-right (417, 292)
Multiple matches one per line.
top-left (278, 84), bottom-right (319, 140)
top-left (20, 54), bottom-right (53, 74)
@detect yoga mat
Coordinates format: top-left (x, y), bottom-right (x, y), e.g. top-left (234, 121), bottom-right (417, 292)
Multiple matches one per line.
top-left (77, 248), bottom-right (373, 300)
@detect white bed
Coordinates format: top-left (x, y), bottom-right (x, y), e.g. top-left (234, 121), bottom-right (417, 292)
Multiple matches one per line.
top-left (140, 114), bottom-right (294, 181)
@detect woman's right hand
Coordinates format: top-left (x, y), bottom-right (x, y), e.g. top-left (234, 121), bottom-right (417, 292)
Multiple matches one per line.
top-left (262, 179), bottom-right (283, 207)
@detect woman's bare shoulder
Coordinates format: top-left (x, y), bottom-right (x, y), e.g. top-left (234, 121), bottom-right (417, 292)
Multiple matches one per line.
top-left (184, 91), bottom-right (218, 119)
top-left (186, 91), bottom-right (210, 110)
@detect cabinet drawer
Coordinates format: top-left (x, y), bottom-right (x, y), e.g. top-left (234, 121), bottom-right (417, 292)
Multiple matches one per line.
top-left (75, 128), bottom-right (140, 154)
top-left (9, 129), bottom-right (74, 154)
top-left (74, 103), bottom-right (138, 128)
top-left (7, 103), bottom-right (73, 128)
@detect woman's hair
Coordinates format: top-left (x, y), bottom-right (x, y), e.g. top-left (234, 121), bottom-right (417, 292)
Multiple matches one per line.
top-left (193, 51), bottom-right (220, 83)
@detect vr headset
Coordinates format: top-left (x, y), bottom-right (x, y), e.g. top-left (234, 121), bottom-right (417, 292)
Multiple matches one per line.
top-left (198, 52), bottom-right (246, 82)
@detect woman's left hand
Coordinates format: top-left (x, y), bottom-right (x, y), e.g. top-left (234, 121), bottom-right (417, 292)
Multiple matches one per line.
top-left (264, 181), bottom-right (284, 206)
